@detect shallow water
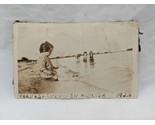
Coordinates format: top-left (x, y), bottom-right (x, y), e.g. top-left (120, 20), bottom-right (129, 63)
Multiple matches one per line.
top-left (44, 51), bottom-right (133, 94)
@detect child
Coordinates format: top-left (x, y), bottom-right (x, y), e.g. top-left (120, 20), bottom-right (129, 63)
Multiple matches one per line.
top-left (89, 51), bottom-right (95, 65)
top-left (83, 51), bottom-right (87, 63)
top-left (76, 54), bottom-right (81, 63)
top-left (38, 41), bottom-right (58, 81)
top-left (89, 51), bottom-right (94, 61)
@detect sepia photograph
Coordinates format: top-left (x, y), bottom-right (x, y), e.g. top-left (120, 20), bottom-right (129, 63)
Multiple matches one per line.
top-left (13, 21), bottom-right (139, 99)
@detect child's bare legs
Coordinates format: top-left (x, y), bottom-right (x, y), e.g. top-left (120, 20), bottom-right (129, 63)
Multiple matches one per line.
top-left (48, 69), bottom-right (58, 81)
top-left (51, 70), bottom-right (59, 81)
top-left (53, 74), bottom-right (58, 81)
top-left (41, 69), bottom-right (58, 81)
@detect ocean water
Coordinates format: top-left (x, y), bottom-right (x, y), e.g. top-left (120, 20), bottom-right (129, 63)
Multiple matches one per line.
top-left (46, 51), bottom-right (133, 94)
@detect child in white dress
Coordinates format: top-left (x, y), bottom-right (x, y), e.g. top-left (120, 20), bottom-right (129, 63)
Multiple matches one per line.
top-left (38, 41), bottom-right (58, 80)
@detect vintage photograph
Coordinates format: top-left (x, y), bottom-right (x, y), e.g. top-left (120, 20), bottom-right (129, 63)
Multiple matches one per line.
top-left (13, 21), bottom-right (139, 99)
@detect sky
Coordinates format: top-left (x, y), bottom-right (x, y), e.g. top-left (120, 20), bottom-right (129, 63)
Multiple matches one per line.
top-left (13, 22), bottom-right (137, 59)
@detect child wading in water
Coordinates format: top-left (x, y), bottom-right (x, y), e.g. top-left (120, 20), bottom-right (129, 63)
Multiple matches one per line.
top-left (38, 41), bottom-right (58, 81)
top-left (83, 51), bottom-right (88, 63)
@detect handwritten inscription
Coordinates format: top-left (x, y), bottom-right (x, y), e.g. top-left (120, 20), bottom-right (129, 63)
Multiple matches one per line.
top-left (117, 93), bottom-right (131, 98)
top-left (18, 92), bottom-right (132, 99)
top-left (18, 93), bottom-right (106, 99)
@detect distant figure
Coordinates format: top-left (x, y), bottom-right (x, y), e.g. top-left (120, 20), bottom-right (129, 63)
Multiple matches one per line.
top-left (89, 51), bottom-right (95, 65)
top-left (83, 51), bottom-right (87, 63)
top-left (76, 54), bottom-right (81, 63)
top-left (38, 41), bottom-right (58, 81)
